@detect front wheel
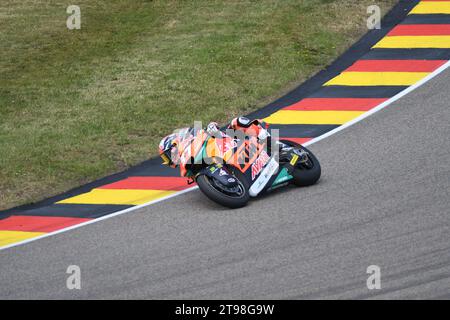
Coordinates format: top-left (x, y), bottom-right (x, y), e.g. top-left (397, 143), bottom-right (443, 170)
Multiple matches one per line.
top-left (280, 139), bottom-right (321, 187)
top-left (196, 168), bottom-right (250, 209)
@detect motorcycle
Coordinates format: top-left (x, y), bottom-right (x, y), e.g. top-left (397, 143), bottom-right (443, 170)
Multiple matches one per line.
top-left (159, 123), bottom-right (321, 208)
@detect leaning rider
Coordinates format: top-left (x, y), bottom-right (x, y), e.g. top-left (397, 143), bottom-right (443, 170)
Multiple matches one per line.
top-left (159, 116), bottom-right (286, 168)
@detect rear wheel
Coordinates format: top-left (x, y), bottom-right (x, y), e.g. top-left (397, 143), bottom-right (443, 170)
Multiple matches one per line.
top-left (196, 167), bottom-right (250, 208)
top-left (280, 139), bottom-right (321, 187)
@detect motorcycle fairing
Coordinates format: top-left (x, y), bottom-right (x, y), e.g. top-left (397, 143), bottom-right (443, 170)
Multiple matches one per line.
top-left (175, 128), bottom-right (296, 197)
top-left (248, 153), bottom-right (280, 197)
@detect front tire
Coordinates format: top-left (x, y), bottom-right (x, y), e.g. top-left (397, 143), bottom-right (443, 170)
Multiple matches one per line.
top-left (196, 167), bottom-right (250, 209)
top-left (280, 139), bottom-right (321, 187)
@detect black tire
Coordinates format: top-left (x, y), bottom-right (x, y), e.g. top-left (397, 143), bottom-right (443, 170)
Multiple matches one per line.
top-left (196, 167), bottom-right (250, 209)
top-left (280, 139), bottom-right (321, 187)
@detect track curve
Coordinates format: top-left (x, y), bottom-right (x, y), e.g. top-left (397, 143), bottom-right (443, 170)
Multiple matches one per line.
top-left (4, 0), bottom-right (450, 252)
top-left (1, 66), bottom-right (449, 299)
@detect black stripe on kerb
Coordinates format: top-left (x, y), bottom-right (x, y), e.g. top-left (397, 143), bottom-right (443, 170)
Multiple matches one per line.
top-left (308, 86), bottom-right (407, 99)
top-left (269, 124), bottom-right (339, 138)
top-left (360, 48), bottom-right (450, 61)
top-left (402, 14), bottom-right (450, 25)
top-left (6, 204), bottom-right (134, 219)
top-left (131, 161), bottom-right (180, 177)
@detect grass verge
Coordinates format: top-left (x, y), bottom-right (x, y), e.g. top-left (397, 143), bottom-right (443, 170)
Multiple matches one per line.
top-left (0, 0), bottom-right (396, 210)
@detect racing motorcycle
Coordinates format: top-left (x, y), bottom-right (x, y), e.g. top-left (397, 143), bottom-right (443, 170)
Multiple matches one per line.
top-left (159, 121), bottom-right (320, 208)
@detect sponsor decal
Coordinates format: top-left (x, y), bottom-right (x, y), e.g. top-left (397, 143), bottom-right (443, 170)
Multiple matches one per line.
top-left (251, 150), bottom-right (270, 180)
top-left (290, 154), bottom-right (299, 166)
top-left (221, 139), bottom-right (237, 155)
top-left (249, 156), bottom-right (279, 197)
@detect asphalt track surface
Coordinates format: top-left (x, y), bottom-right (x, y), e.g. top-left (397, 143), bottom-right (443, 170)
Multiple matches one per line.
top-left (1, 68), bottom-right (450, 299)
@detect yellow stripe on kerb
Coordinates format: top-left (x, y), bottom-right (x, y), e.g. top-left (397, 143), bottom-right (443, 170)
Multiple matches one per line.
top-left (324, 72), bottom-right (429, 86)
top-left (264, 110), bottom-right (365, 125)
top-left (409, 2), bottom-right (450, 14)
top-left (0, 230), bottom-right (45, 247)
top-left (57, 189), bottom-right (176, 205)
top-left (373, 36), bottom-right (450, 48)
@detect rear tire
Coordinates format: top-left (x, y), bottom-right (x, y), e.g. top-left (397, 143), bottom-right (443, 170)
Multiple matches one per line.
top-left (196, 167), bottom-right (250, 209)
top-left (280, 139), bottom-right (321, 187)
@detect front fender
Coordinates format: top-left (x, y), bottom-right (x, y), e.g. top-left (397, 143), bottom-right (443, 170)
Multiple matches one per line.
top-left (198, 164), bottom-right (238, 187)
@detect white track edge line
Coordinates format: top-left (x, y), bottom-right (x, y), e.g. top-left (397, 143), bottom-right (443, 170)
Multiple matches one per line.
top-left (303, 60), bottom-right (450, 147)
top-left (0, 186), bottom-right (199, 251)
top-left (2, 60), bottom-right (450, 252)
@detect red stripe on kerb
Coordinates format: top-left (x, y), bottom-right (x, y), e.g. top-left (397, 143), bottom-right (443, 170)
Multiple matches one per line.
top-left (283, 98), bottom-right (387, 111)
top-left (98, 176), bottom-right (191, 191)
top-left (0, 216), bottom-right (91, 233)
top-left (281, 137), bottom-right (312, 145)
top-left (388, 25), bottom-right (450, 36)
top-left (346, 60), bottom-right (447, 72)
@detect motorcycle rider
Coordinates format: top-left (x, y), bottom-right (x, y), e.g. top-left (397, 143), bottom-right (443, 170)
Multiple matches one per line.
top-left (159, 116), bottom-right (275, 167)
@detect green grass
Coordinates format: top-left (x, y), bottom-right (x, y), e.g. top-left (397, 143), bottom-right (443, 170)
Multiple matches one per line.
top-left (0, 0), bottom-right (396, 210)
